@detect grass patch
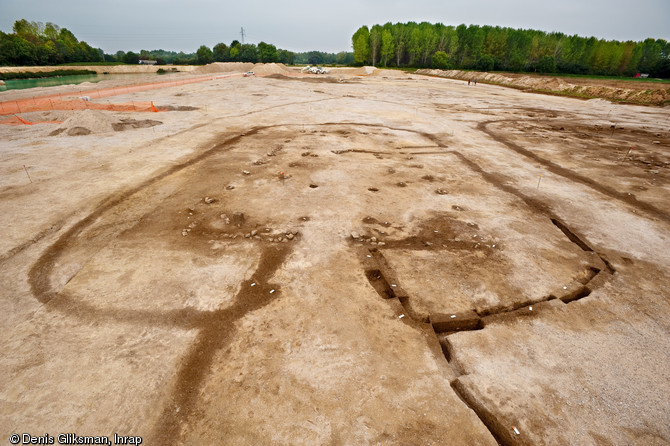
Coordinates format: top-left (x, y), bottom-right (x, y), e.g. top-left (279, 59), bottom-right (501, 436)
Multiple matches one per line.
top-left (529, 72), bottom-right (670, 83)
top-left (57, 62), bottom-right (128, 66)
top-left (0, 69), bottom-right (97, 80)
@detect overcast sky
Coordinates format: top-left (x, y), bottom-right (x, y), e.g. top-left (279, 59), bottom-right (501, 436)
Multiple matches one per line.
top-left (1, 0), bottom-right (668, 54)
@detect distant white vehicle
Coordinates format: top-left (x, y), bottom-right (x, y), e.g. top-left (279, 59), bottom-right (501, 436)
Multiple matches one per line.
top-left (302, 65), bottom-right (328, 74)
top-left (243, 71), bottom-right (255, 77)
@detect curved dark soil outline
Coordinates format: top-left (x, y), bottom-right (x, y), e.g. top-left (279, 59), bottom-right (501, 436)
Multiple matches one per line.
top-left (478, 119), bottom-right (670, 224)
top-left (28, 126), bottom-right (269, 304)
top-left (27, 121), bottom-right (442, 304)
top-left (23, 122), bottom-right (447, 443)
top-left (23, 119), bottom-right (620, 444)
top-left (0, 97), bottom-right (340, 265)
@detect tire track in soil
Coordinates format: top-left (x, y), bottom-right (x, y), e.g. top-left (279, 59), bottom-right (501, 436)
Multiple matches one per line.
top-left (478, 119), bottom-right (670, 225)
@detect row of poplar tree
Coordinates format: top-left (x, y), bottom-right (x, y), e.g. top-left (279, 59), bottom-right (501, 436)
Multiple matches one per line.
top-left (352, 22), bottom-right (670, 77)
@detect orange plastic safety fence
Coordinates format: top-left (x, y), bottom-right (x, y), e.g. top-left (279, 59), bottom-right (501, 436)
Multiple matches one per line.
top-left (0, 98), bottom-right (161, 117)
top-left (0, 72), bottom-right (242, 120)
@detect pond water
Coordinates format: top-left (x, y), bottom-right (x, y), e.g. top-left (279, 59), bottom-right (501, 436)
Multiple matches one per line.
top-left (0, 73), bottom-right (152, 91)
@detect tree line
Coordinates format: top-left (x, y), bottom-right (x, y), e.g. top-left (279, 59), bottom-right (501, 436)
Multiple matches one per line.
top-left (0, 19), bottom-right (103, 66)
top-left (1, 19), bottom-right (354, 67)
top-left (352, 22), bottom-right (670, 77)
top-left (108, 45), bottom-right (353, 66)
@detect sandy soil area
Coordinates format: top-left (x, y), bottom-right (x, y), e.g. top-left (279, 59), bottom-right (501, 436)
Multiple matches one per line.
top-left (1, 65), bottom-right (669, 445)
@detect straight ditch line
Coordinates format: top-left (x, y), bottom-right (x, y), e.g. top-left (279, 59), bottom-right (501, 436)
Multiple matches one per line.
top-left (361, 212), bottom-right (614, 444)
top-left (478, 119), bottom-right (670, 225)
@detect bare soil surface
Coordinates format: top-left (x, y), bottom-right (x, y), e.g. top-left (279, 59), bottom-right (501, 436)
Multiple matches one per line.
top-left (1, 65), bottom-right (669, 445)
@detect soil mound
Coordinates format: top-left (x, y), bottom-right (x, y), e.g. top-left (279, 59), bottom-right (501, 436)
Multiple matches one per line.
top-left (193, 63), bottom-right (255, 74)
top-left (112, 118), bottom-right (163, 131)
top-left (351, 66), bottom-right (378, 76)
top-left (51, 109), bottom-right (117, 135)
top-left (251, 63), bottom-right (290, 75)
top-left (374, 69), bottom-right (410, 78)
top-left (193, 62), bottom-right (290, 75)
top-left (49, 109), bottom-right (163, 136)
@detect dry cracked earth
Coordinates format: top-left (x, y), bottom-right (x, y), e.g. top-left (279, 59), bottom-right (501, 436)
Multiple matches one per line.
top-left (1, 69), bottom-right (669, 445)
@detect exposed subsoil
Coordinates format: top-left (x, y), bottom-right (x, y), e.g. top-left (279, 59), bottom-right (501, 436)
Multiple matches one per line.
top-left (1, 65), bottom-right (669, 445)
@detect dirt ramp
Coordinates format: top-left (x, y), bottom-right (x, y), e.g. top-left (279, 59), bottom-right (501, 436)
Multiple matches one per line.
top-left (352, 66), bottom-right (379, 76)
top-left (193, 62), bottom-right (255, 74)
top-left (418, 68), bottom-right (670, 105)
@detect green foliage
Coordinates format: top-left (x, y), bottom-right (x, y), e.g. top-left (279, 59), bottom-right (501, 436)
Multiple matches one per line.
top-left (0, 20), bottom-right (102, 66)
top-left (292, 51), bottom-right (351, 66)
top-left (352, 26), bottom-right (370, 65)
top-left (58, 62), bottom-right (125, 66)
top-left (335, 51), bottom-right (354, 65)
top-left (257, 42), bottom-right (278, 63)
top-left (196, 45), bottom-right (213, 64)
top-left (370, 25), bottom-right (382, 65)
top-left (122, 51), bottom-right (139, 64)
top-left (0, 69), bottom-right (96, 80)
top-left (213, 43), bottom-right (229, 62)
top-left (352, 22), bottom-right (670, 76)
top-left (308, 52), bottom-right (325, 65)
top-left (239, 44), bottom-right (258, 62)
top-left (476, 54), bottom-right (494, 71)
top-left (537, 55), bottom-right (556, 73)
top-left (106, 49), bottom-right (194, 65)
top-left (432, 51), bottom-right (451, 69)
top-left (229, 45), bottom-right (240, 61)
top-left (1, 18), bottom-right (349, 70)
top-left (651, 58), bottom-right (670, 78)
top-left (278, 49), bottom-right (296, 65)
top-left (381, 30), bottom-right (395, 67)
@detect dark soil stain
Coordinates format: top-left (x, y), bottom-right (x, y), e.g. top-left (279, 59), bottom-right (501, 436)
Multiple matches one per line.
top-left (151, 245), bottom-right (291, 444)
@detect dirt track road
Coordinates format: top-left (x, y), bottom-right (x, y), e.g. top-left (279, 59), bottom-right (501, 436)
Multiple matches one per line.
top-left (1, 68), bottom-right (669, 445)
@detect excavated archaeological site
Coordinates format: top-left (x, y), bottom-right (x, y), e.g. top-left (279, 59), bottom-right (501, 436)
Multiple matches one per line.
top-left (1, 64), bottom-right (669, 445)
